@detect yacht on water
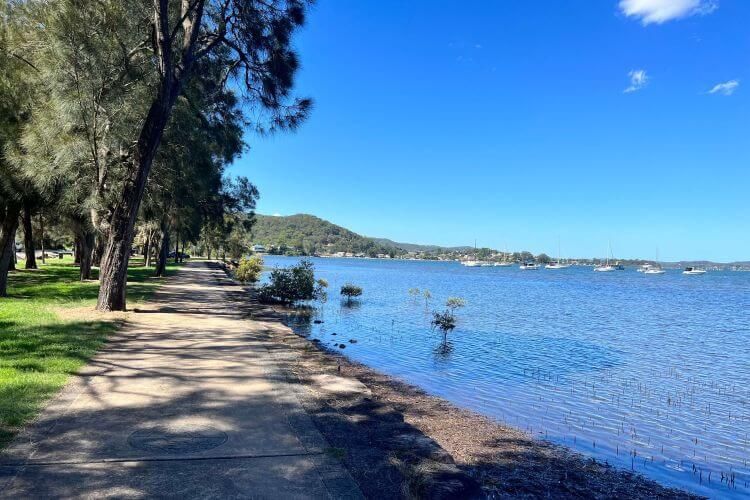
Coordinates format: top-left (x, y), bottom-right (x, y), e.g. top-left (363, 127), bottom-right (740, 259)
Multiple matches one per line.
top-left (594, 242), bottom-right (616, 272)
top-left (683, 266), bottom-right (707, 275)
top-left (520, 261), bottom-right (540, 270)
top-left (546, 240), bottom-right (571, 269)
top-left (644, 267), bottom-right (665, 275)
top-left (644, 248), bottom-right (666, 275)
top-left (461, 260), bottom-right (483, 267)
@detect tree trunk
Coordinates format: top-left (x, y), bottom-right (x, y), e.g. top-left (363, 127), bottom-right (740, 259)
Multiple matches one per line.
top-left (92, 236), bottom-right (104, 267)
top-left (74, 234), bottom-right (82, 265)
top-left (79, 229), bottom-right (95, 281)
top-left (22, 203), bottom-right (37, 269)
top-left (96, 79), bottom-right (180, 311)
top-left (155, 221), bottom-right (170, 278)
top-left (143, 231), bottom-right (151, 267)
top-left (0, 206), bottom-right (21, 297)
top-left (174, 238), bottom-right (179, 264)
top-left (39, 213), bottom-right (45, 265)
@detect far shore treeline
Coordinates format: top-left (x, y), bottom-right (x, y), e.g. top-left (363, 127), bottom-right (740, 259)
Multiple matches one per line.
top-left (0, 0), bottom-right (312, 307)
top-left (248, 214), bottom-right (746, 269)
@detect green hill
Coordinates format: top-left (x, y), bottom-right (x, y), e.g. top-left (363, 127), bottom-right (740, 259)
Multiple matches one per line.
top-left (250, 214), bottom-right (403, 257)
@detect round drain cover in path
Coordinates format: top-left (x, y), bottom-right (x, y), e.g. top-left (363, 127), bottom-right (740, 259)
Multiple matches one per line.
top-left (128, 425), bottom-right (228, 454)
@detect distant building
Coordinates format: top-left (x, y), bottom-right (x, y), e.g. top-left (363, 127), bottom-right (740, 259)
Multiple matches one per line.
top-left (252, 244), bottom-right (267, 253)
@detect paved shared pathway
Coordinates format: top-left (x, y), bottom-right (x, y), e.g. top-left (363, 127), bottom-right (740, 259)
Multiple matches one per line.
top-left (0, 261), bottom-right (361, 498)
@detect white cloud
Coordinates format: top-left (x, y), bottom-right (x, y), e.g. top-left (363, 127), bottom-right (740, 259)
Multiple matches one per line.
top-left (624, 69), bottom-right (649, 93)
top-left (619, 0), bottom-right (718, 25)
top-left (272, 213), bottom-right (282, 217)
top-left (708, 79), bottom-right (739, 96)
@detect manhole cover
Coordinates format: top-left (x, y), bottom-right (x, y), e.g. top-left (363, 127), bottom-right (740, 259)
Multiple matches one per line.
top-left (128, 425), bottom-right (228, 454)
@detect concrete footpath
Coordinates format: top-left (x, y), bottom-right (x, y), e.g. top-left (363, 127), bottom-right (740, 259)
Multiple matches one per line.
top-left (0, 261), bottom-right (362, 499)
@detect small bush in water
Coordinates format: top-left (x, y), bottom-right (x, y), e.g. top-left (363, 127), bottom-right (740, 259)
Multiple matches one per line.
top-left (340, 283), bottom-right (363, 303)
top-left (431, 297), bottom-right (466, 343)
top-left (235, 255), bottom-right (263, 284)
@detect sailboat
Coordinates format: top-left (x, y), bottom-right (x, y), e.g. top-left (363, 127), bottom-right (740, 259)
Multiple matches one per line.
top-left (462, 240), bottom-right (486, 267)
top-left (546, 239), bottom-right (571, 269)
top-left (495, 246), bottom-right (513, 266)
top-left (644, 248), bottom-right (666, 275)
top-left (593, 241), bottom-right (616, 272)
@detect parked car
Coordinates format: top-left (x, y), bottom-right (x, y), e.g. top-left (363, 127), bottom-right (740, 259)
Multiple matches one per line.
top-left (167, 251), bottom-right (191, 259)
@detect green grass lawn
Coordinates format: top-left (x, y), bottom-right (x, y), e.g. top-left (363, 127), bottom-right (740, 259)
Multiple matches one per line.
top-left (0, 256), bottom-right (180, 448)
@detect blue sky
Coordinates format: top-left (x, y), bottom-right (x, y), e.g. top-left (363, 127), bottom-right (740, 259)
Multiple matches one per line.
top-left (230, 0), bottom-right (749, 262)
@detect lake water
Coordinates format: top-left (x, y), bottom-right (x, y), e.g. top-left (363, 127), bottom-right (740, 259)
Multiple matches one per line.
top-left (262, 255), bottom-right (750, 497)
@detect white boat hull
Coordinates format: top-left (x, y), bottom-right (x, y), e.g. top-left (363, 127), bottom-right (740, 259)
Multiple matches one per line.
top-left (594, 266), bottom-right (616, 272)
top-left (683, 270), bottom-right (706, 275)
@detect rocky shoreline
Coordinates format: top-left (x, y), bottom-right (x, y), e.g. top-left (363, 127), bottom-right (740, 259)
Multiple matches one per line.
top-left (246, 299), bottom-right (700, 499)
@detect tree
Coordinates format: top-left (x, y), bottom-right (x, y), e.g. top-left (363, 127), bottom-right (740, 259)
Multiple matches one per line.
top-left (0, 5), bottom-right (34, 295)
top-left (95, 0), bottom-right (312, 311)
top-left (431, 297), bottom-right (466, 344)
top-left (340, 283), bottom-right (363, 304)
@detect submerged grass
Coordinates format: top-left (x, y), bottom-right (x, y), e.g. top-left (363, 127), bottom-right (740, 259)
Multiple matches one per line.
top-left (0, 256), bottom-right (180, 448)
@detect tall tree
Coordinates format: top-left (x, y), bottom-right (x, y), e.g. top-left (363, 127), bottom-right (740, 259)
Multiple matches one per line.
top-left (96, 0), bottom-right (311, 311)
top-left (0, 2), bottom-right (33, 295)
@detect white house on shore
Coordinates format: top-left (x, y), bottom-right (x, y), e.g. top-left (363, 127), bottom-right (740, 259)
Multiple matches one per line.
top-left (251, 244), bottom-right (267, 253)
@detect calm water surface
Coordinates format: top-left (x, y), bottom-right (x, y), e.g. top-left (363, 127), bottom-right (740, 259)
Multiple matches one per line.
top-left (262, 256), bottom-right (750, 497)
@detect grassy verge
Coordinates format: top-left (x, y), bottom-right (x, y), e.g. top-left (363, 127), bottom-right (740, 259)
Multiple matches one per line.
top-left (0, 256), bottom-right (181, 448)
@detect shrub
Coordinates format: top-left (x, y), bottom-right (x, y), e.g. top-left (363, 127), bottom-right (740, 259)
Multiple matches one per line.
top-left (340, 283), bottom-right (363, 303)
top-left (431, 311), bottom-right (456, 341)
top-left (235, 255), bottom-right (264, 284)
top-left (431, 297), bottom-right (466, 344)
top-left (257, 259), bottom-right (319, 304)
top-left (446, 297), bottom-right (466, 312)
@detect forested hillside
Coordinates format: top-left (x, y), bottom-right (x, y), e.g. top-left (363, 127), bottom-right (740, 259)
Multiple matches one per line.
top-left (250, 214), bottom-right (403, 257)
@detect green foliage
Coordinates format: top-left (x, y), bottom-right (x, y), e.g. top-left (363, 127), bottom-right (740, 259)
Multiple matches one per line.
top-left (431, 311), bottom-right (457, 334)
top-left (256, 259), bottom-right (320, 304)
top-left (340, 283), bottom-right (363, 303)
top-left (315, 278), bottom-right (329, 302)
top-left (446, 297), bottom-right (466, 311)
top-left (431, 296), bottom-right (466, 343)
top-left (251, 214), bottom-right (403, 257)
top-left (536, 253), bottom-right (551, 264)
top-left (235, 255), bottom-right (263, 284)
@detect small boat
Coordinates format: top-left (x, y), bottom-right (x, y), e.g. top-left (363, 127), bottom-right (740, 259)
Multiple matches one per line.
top-left (594, 241), bottom-right (616, 272)
top-left (519, 261), bottom-right (540, 270)
top-left (545, 261), bottom-right (570, 269)
top-left (494, 261), bottom-right (513, 267)
top-left (462, 260), bottom-right (483, 267)
top-left (644, 267), bottom-right (665, 275)
top-left (546, 239), bottom-right (571, 269)
top-left (594, 264), bottom-right (616, 272)
top-left (683, 267), bottom-right (706, 275)
top-left (636, 264), bottom-right (653, 273)
top-left (644, 247), bottom-right (666, 275)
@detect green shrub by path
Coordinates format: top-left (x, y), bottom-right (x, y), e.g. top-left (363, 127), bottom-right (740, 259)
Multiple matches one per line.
top-left (0, 256), bottom-right (180, 448)
top-left (234, 255), bottom-right (264, 284)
